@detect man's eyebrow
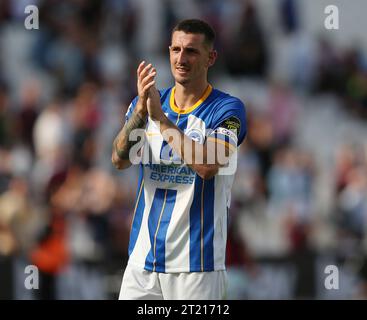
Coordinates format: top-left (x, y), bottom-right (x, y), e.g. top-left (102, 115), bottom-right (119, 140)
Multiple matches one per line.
top-left (185, 46), bottom-right (199, 50)
top-left (180, 45), bottom-right (201, 52)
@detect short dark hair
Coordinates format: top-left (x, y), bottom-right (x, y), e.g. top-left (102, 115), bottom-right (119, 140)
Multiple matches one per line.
top-left (172, 19), bottom-right (216, 48)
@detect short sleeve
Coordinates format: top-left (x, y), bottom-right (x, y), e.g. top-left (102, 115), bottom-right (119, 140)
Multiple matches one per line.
top-left (207, 97), bottom-right (247, 148)
top-left (125, 96), bottom-right (139, 123)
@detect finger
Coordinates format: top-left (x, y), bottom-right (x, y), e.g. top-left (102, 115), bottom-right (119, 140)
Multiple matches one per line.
top-left (140, 70), bottom-right (156, 88)
top-left (143, 67), bottom-right (156, 81)
top-left (144, 68), bottom-right (156, 80)
top-left (140, 64), bottom-right (153, 81)
top-left (143, 80), bottom-right (156, 93)
top-left (139, 63), bottom-right (153, 80)
top-left (137, 61), bottom-right (146, 77)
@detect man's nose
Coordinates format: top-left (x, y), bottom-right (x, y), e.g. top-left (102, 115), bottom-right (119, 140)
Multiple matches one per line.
top-left (177, 50), bottom-right (187, 64)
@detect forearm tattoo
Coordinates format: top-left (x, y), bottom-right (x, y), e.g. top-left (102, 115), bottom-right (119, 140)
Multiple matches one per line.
top-left (113, 110), bottom-right (146, 160)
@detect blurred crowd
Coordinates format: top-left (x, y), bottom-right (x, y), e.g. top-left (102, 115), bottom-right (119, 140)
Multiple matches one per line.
top-left (0, 0), bottom-right (367, 299)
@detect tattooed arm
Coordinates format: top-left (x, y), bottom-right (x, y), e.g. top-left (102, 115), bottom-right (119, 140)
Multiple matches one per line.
top-left (111, 106), bottom-right (147, 169)
top-left (112, 61), bottom-right (157, 170)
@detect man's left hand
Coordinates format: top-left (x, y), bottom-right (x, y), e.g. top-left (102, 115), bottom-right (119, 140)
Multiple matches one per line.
top-left (147, 69), bottom-right (165, 122)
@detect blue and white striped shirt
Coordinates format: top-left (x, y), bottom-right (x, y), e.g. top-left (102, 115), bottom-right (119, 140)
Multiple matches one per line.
top-left (125, 85), bottom-right (246, 273)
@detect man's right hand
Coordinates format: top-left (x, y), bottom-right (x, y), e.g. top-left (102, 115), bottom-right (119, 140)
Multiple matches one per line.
top-left (111, 61), bottom-right (155, 169)
top-left (137, 61), bottom-right (156, 115)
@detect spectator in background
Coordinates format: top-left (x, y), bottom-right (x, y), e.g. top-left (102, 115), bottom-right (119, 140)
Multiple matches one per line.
top-left (279, 0), bottom-right (299, 34)
top-left (267, 81), bottom-right (299, 146)
top-left (314, 37), bottom-right (343, 94)
top-left (15, 80), bottom-right (41, 154)
top-left (267, 147), bottom-right (315, 222)
top-left (0, 83), bottom-right (14, 148)
top-left (336, 165), bottom-right (367, 241)
top-left (246, 111), bottom-right (275, 188)
top-left (69, 82), bottom-right (101, 169)
top-left (0, 177), bottom-right (35, 299)
top-left (29, 205), bottom-right (69, 300)
top-left (223, 0), bottom-right (268, 77)
top-left (226, 213), bottom-right (259, 299)
top-left (32, 102), bottom-right (69, 198)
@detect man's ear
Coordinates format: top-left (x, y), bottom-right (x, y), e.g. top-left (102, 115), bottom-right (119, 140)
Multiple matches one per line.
top-left (208, 50), bottom-right (217, 67)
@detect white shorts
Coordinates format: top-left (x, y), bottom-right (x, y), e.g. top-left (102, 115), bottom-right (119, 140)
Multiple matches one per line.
top-left (119, 263), bottom-right (227, 300)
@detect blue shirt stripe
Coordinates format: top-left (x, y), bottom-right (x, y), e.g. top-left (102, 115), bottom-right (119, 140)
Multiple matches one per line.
top-left (202, 178), bottom-right (215, 271)
top-left (128, 165), bottom-right (145, 255)
top-left (189, 176), bottom-right (203, 271)
top-left (189, 176), bottom-right (215, 271)
top-left (144, 188), bottom-right (177, 272)
top-left (154, 189), bottom-right (177, 272)
top-left (145, 188), bottom-right (166, 271)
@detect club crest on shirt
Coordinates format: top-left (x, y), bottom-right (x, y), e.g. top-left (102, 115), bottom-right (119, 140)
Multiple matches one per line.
top-left (185, 128), bottom-right (205, 144)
